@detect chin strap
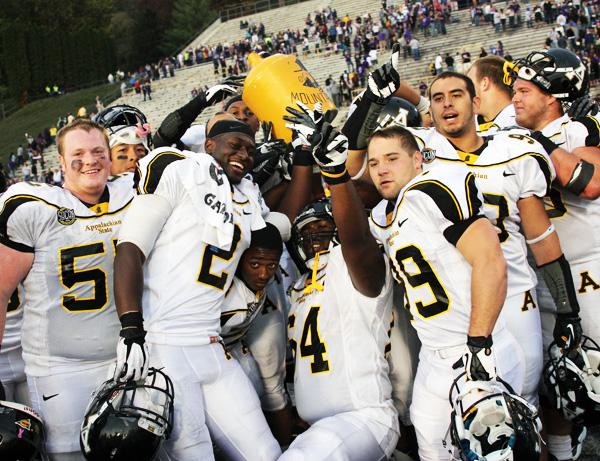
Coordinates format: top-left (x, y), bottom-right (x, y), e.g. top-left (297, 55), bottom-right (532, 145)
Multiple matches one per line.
top-left (304, 251), bottom-right (326, 294)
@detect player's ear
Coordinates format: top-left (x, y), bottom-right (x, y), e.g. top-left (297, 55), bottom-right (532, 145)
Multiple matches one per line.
top-left (59, 154), bottom-right (66, 173)
top-left (413, 150), bottom-right (423, 170)
top-left (472, 95), bottom-right (481, 114)
top-left (205, 138), bottom-right (215, 153)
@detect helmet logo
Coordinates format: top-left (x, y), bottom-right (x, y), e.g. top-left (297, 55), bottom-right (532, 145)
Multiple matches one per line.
top-left (15, 418), bottom-right (32, 431)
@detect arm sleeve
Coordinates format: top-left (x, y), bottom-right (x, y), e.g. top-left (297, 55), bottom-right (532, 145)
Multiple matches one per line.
top-left (245, 292), bottom-right (288, 412)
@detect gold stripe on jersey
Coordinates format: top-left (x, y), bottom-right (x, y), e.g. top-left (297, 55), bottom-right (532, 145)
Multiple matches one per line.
top-left (478, 121), bottom-right (499, 134)
top-left (464, 173), bottom-right (483, 217)
top-left (141, 151), bottom-right (186, 194)
top-left (0, 194), bottom-right (132, 220)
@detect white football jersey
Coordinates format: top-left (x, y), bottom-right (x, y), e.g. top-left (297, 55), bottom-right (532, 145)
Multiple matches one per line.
top-left (221, 273), bottom-right (288, 346)
top-left (476, 104), bottom-right (517, 135)
top-left (406, 126), bottom-right (460, 160)
top-left (133, 149), bottom-right (267, 346)
top-left (540, 114), bottom-right (600, 264)
top-left (0, 177), bottom-right (134, 376)
top-left (434, 132), bottom-right (555, 296)
top-left (288, 245), bottom-right (396, 428)
top-left (370, 162), bottom-right (506, 349)
top-left (221, 274), bottom-right (289, 411)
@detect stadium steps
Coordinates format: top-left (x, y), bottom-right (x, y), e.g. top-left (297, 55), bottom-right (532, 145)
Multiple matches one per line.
top-left (15, 4), bottom-right (559, 179)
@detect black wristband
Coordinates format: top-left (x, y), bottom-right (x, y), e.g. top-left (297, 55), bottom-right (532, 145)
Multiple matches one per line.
top-left (530, 131), bottom-right (560, 155)
top-left (467, 335), bottom-right (493, 348)
top-left (119, 311), bottom-right (144, 329)
top-left (293, 150), bottom-right (313, 166)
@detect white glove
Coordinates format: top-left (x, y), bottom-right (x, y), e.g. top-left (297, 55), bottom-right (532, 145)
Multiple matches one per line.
top-left (458, 335), bottom-right (497, 381)
top-left (204, 84), bottom-right (238, 106)
top-left (115, 337), bottom-right (149, 382)
top-left (313, 123), bottom-right (349, 184)
top-left (366, 43), bottom-right (402, 102)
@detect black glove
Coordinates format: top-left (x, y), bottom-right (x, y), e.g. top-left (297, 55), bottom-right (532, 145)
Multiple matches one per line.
top-left (529, 130), bottom-right (560, 155)
top-left (568, 95), bottom-right (599, 119)
top-left (364, 43), bottom-right (402, 104)
top-left (554, 314), bottom-right (583, 352)
top-left (284, 102), bottom-right (326, 166)
top-left (114, 311), bottom-right (149, 382)
top-left (454, 335), bottom-right (497, 381)
top-left (219, 74), bottom-right (246, 88)
top-left (0, 379), bottom-right (5, 401)
top-left (252, 139), bottom-right (290, 186)
top-left (203, 83), bottom-right (239, 107)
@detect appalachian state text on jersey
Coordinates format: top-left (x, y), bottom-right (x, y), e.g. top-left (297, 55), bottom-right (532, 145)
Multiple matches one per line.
top-left (370, 162), bottom-right (507, 349)
top-left (0, 177), bottom-right (133, 376)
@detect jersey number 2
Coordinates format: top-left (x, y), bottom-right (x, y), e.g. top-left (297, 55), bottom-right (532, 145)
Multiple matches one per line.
top-left (197, 225), bottom-right (242, 290)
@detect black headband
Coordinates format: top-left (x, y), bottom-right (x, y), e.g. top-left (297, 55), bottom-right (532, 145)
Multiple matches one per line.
top-left (207, 119), bottom-right (254, 139)
top-left (223, 94), bottom-right (243, 111)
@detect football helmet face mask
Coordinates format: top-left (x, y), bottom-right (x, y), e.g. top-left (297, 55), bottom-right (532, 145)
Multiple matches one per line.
top-left (290, 199), bottom-right (340, 271)
top-left (448, 375), bottom-right (542, 461)
top-left (512, 49), bottom-right (589, 105)
top-left (80, 367), bottom-right (174, 461)
top-left (543, 336), bottom-right (600, 425)
top-left (94, 104), bottom-right (152, 150)
top-left (376, 97), bottom-right (422, 130)
top-left (0, 400), bottom-right (45, 461)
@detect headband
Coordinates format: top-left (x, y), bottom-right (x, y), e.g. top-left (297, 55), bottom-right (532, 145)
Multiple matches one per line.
top-left (207, 120), bottom-right (254, 139)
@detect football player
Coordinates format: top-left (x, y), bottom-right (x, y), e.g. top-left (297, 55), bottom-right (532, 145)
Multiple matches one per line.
top-left (220, 222), bottom-right (293, 445)
top-left (366, 124), bottom-right (523, 461)
top-left (95, 104), bottom-right (151, 175)
top-left (281, 189), bottom-right (398, 460)
top-left (113, 119), bottom-right (280, 460)
top-left (511, 48), bottom-right (600, 461)
top-left (0, 118), bottom-right (134, 461)
top-left (426, 72), bottom-right (582, 409)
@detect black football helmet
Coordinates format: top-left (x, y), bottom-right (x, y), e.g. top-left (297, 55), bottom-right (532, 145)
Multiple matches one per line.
top-left (376, 97), bottom-right (422, 130)
top-left (94, 104), bottom-right (152, 149)
top-left (290, 199), bottom-right (339, 271)
top-left (543, 336), bottom-right (600, 425)
top-left (80, 368), bottom-right (174, 461)
top-left (0, 400), bottom-right (45, 461)
top-left (512, 48), bottom-right (589, 103)
top-left (448, 375), bottom-right (542, 461)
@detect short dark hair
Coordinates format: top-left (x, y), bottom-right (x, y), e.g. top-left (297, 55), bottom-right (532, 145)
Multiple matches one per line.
top-left (470, 56), bottom-right (513, 98)
top-left (428, 71), bottom-right (477, 100)
top-left (368, 125), bottom-right (420, 155)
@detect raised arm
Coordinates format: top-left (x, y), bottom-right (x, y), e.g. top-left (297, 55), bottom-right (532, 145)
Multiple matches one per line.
top-left (313, 123), bottom-right (386, 297)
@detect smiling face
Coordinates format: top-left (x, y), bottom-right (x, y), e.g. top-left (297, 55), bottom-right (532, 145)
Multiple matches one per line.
top-left (368, 136), bottom-right (422, 200)
top-left (300, 219), bottom-right (336, 260)
top-left (110, 143), bottom-right (146, 174)
top-left (59, 128), bottom-right (111, 203)
top-left (226, 100), bottom-right (260, 133)
top-left (238, 247), bottom-right (281, 292)
top-left (429, 76), bottom-right (479, 139)
top-left (205, 132), bottom-right (255, 184)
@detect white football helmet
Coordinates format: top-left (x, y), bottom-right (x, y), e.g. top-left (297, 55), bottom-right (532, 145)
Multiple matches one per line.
top-left (448, 375), bottom-right (542, 461)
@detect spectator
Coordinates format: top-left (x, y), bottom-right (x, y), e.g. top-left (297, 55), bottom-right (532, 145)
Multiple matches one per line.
top-left (445, 52), bottom-right (455, 72)
top-left (434, 52), bottom-right (443, 75)
top-left (480, 46), bottom-right (488, 57)
top-left (410, 37), bottom-right (420, 60)
top-left (22, 162), bottom-right (31, 181)
top-left (95, 96), bottom-right (104, 113)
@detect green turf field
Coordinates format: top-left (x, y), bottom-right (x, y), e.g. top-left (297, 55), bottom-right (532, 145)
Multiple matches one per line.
top-left (0, 84), bottom-right (120, 165)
